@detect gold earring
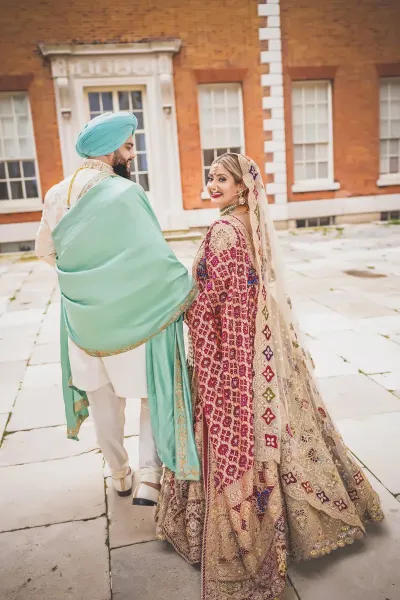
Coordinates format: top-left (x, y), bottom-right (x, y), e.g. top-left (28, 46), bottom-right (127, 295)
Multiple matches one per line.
top-left (238, 189), bottom-right (246, 205)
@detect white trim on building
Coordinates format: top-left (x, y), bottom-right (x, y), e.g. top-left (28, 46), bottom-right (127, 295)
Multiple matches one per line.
top-left (258, 0), bottom-right (288, 205)
top-left (39, 42), bottom-right (187, 230)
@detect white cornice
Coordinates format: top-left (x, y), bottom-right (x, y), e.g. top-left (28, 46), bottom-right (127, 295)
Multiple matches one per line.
top-left (38, 40), bottom-right (182, 58)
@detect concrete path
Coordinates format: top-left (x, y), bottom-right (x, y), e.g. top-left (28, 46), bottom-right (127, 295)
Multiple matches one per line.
top-left (0, 222), bottom-right (399, 600)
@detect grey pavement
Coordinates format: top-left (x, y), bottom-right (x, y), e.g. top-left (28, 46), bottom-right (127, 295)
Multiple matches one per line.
top-left (1, 222), bottom-right (400, 599)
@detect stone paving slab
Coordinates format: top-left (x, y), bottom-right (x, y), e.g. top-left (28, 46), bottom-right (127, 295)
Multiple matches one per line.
top-left (369, 371), bottom-right (400, 398)
top-left (317, 374), bottom-right (400, 421)
top-left (0, 518), bottom-right (110, 600)
top-left (0, 453), bottom-right (105, 531)
top-left (8, 385), bottom-right (65, 431)
top-left (316, 329), bottom-right (400, 374)
top-left (0, 308), bottom-right (45, 328)
top-left (337, 413), bottom-right (400, 495)
top-left (0, 360), bottom-right (27, 413)
top-left (0, 423), bottom-right (99, 467)
top-left (289, 472), bottom-right (400, 600)
top-left (106, 478), bottom-right (157, 549)
top-left (29, 342), bottom-right (60, 365)
top-left (307, 339), bottom-right (358, 378)
top-left (0, 337), bottom-right (35, 363)
top-left (21, 363), bottom-right (62, 388)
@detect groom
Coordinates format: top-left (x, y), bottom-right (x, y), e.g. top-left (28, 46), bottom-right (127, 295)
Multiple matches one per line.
top-left (36, 112), bottom-right (199, 505)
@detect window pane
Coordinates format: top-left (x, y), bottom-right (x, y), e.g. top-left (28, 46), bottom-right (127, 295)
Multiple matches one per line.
top-left (229, 126), bottom-right (241, 147)
top-left (304, 123), bottom-right (316, 143)
top-left (20, 138), bottom-right (33, 156)
top-left (199, 90), bottom-right (211, 109)
top-left (2, 117), bottom-right (16, 137)
top-left (201, 107), bottom-right (213, 129)
top-left (135, 133), bottom-right (146, 151)
top-left (11, 180), bottom-right (23, 199)
top-left (227, 107), bottom-right (240, 125)
top-left (202, 128), bottom-right (214, 148)
top-left (380, 157), bottom-right (389, 174)
top-left (304, 86), bottom-right (315, 103)
top-left (227, 89), bottom-right (239, 107)
top-left (293, 106), bottom-right (302, 125)
top-left (0, 97), bottom-right (12, 115)
top-left (317, 104), bottom-right (328, 122)
top-left (204, 169), bottom-right (210, 185)
top-left (318, 162), bottom-right (328, 178)
top-left (380, 84), bottom-right (389, 101)
top-left (389, 139), bottom-right (399, 155)
top-left (23, 161), bottom-right (36, 177)
top-left (292, 86), bottom-right (303, 106)
top-left (293, 125), bottom-right (303, 143)
top-left (294, 145), bottom-right (303, 161)
top-left (138, 173), bottom-right (149, 191)
top-left (316, 143), bottom-right (328, 160)
top-left (213, 88), bottom-right (225, 105)
top-left (136, 112), bottom-right (144, 130)
top-left (25, 179), bottom-right (38, 198)
top-left (118, 91), bottom-right (130, 110)
top-left (305, 145), bottom-right (316, 161)
top-left (390, 120), bottom-right (400, 137)
top-left (216, 148), bottom-right (227, 157)
top-left (214, 107), bottom-right (226, 125)
top-left (391, 83), bottom-right (400, 100)
top-left (88, 93), bottom-right (100, 112)
top-left (8, 161), bottom-right (21, 178)
top-left (0, 181), bottom-right (8, 199)
top-left (380, 101), bottom-right (389, 119)
top-left (230, 146), bottom-right (241, 154)
top-left (136, 153), bottom-right (148, 172)
top-left (203, 149), bottom-right (214, 166)
top-left (0, 162), bottom-right (5, 178)
top-left (131, 91), bottom-right (143, 110)
top-left (13, 95), bottom-right (28, 115)
top-left (316, 84), bottom-right (328, 102)
top-left (305, 163), bottom-right (316, 179)
top-left (294, 164), bottom-right (304, 181)
top-left (391, 101), bottom-right (400, 118)
top-left (317, 123), bottom-right (329, 142)
top-left (215, 127), bottom-right (229, 147)
top-left (389, 156), bottom-right (399, 174)
top-left (101, 92), bottom-right (113, 111)
top-left (4, 138), bottom-right (19, 159)
top-left (305, 105), bottom-right (315, 123)
top-left (17, 116), bottom-right (29, 137)
top-left (381, 120), bottom-right (389, 138)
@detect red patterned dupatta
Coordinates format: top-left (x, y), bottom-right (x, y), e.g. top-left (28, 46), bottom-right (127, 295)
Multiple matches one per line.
top-left (156, 156), bottom-right (383, 600)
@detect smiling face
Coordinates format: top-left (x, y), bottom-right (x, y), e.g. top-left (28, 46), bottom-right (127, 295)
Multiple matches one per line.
top-left (206, 162), bottom-right (244, 209)
top-left (112, 135), bottom-right (136, 179)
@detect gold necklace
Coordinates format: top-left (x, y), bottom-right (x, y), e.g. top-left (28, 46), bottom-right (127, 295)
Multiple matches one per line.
top-left (220, 203), bottom-right (239, 217)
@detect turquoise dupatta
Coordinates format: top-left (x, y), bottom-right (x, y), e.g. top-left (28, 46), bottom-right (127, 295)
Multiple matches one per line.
top-left (52, 175), bottom-right (199, 481)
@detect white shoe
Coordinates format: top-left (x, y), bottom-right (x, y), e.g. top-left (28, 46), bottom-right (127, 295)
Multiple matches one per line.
top-left (132, 467), bottom-right (162, 506)
top-left (112, 468), bottom-right (133, 497)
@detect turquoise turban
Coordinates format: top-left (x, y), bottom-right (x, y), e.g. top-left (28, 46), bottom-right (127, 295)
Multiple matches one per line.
top-left (75, 112), bottom-right (138, 158)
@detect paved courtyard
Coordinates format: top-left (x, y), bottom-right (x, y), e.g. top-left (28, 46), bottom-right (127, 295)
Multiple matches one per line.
top-left (0, 221), bottom-right (399, 600)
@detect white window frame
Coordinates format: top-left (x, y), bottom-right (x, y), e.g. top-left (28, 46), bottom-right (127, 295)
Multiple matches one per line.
top-left (377, 77), bottom-right (400, 187)
top-left (291, 80), bottom-right (339, 193)
top-left (0, 92), bottom-right (42, 213)
top-left (198, 83), bottom-right (245, 199)
top-left (84, 85), bottom-right (153, 195)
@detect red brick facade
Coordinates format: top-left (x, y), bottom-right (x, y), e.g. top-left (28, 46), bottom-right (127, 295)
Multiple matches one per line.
top-left (281, 0), bottom-right (400, 202)
top-left (0, 0), bottom-right (264, 223)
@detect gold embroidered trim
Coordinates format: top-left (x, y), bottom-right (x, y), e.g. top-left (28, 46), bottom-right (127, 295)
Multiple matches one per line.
top-left (77, 286), bottom-right (197, 357)
top-left (67, 412), bottom-right (89, 439)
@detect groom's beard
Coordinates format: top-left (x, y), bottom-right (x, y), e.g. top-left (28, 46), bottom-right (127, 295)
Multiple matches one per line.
top-left (112, 155), bottom-right (132, 180)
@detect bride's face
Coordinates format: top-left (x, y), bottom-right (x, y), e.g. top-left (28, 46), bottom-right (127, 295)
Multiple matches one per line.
top-left (207, 164), bottom-right (242, 209)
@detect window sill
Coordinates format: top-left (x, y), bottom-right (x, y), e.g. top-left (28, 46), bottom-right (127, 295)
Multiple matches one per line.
top-left (377, 175), bottom-right (400, 187)
top-left (292, 181), bottom-right (340, 193)
top-left (0, 199), bottom-right (43, 214)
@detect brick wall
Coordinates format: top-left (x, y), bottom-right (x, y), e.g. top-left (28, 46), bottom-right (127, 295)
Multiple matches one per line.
top-left (281, 0), bottom-right (400, 202)
top-left (0, 0), bottom-right (264, 218)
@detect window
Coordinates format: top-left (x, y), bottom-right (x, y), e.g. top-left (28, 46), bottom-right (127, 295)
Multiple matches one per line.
top-left (379, 78), bottom-right (400, 185)
top-left (296, 216), bottom-right (335, 228)
top-left (291, 81), bottom-right (338, 193)
top-left (0, 93), bottom-right (40, 202)
top-left (198, 84), bottom-right (244, 189)
top-left (87, 89), bottom-right (150, 191)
